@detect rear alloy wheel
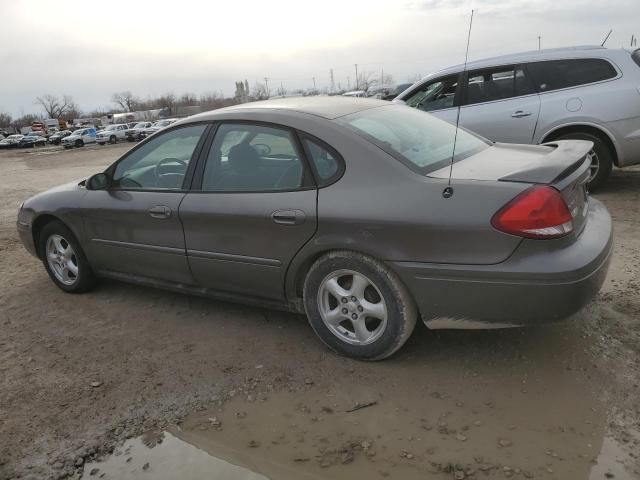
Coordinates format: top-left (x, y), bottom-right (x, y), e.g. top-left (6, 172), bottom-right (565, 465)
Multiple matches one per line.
top-left (304, 251), bottom-right (417, 360)
top-left (555, 132), bottom-right (612, 191)
top-left (40, 221), bottom-right (96, 293)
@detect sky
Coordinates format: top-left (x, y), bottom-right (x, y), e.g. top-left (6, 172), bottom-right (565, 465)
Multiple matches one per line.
top-left (0, 0), bottom-right (638, 118)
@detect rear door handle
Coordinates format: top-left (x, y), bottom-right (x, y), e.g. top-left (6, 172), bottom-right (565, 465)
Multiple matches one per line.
top-left (511, 110), bottom-right (532, 118)
top-left (271, 209), bottom-right (305, 225)
top-left (148, 205), bottom-right (171, 219)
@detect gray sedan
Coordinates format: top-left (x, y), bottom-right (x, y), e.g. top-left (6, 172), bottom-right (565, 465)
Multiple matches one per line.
top-left (17, 97), bottom-right (613, 360)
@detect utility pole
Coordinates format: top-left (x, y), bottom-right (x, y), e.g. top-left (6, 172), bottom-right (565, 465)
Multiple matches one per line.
top-left (381, 67), bottom-right (384, 86)
top-left (312, 77), bottom-right (316, 92)
top-left (347, 76), bottom-right (351, 90)
top-left (537, 36), bottom-right (541, 50)
top-left (354, 64), bottom-right (359, 90)
top-left (330, 69), bottom-right (335, 93)
top-left (264, 77), bottom-right (270, 97)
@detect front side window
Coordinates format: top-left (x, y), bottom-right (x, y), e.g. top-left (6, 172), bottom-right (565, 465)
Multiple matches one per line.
top-left (201, 123), bottom-right (306, 192)
top-left (112, 125), bottom-right (206, 190)
top-left (465, 66), bottom-right (533, 105)
top-left (336, 105), bottom-right (488, 173)
top-left (403, 75), bottom-right (459, 112)
top-left (527, 58), bottom-right (617, 92)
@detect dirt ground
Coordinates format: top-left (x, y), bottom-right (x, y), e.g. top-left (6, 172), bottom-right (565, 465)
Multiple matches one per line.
top-left (0, 144), bottom-right (638, 480)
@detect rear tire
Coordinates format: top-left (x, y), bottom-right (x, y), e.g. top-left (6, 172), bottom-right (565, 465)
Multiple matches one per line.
top-left (303, 251), bottom-right (417, 361)
top-left (555, 132), bottom-right (612, 191)
top-left (109, 135), bottom-right (117, 144)
top-left (39, 221), bottom-right (97, 293)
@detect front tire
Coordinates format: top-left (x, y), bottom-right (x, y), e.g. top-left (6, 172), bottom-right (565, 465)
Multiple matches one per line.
top-left (75, 139), bottom-right (84, 148)
top-left (555, 132), bottom-right (612, 191)
top-left (303, 251), bottom-right (417, 361)
top-left (39, 221), bottom-right (97, 293)
top-left (109, 135), bottom-right (117, 144)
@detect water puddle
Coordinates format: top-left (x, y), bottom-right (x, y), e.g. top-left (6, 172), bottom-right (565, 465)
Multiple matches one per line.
top-left (589, 426), bottom-right (640, 480)
top-left (81, 431), bottom-right (269, 480)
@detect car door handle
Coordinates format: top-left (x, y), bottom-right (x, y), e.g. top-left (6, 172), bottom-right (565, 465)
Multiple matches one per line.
top-left (271, 209), bottom-right (305, 225)
top-left (511, 110), bottom-right (532, 118)
top-left (148, 205), bottom-right (171, 219)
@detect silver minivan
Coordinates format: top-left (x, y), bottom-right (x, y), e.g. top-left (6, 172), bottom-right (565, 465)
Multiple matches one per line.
top-left (395, 46), bottom-right (640, 189)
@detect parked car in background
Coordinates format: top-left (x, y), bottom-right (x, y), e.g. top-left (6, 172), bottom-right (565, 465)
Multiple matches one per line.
top-left (16, 97), bottom-right (612, 360)
top-left (61, 128), bottom-right (97, 149)
top-left (141, 118), bottom-right (178, 138)
top-left (342, 90), bottom-right (368, 98)
top-left (48, 130), bottom-right (72, 145)
top-left (18, 134), bottom-right (47, 148)
top-left (395, 46), bottom-right (640, 190)
top-left (0, 134), bottom-right (24, 148)
top-left (380, 83), bottom-right (414, 100)
top-left (125, 122), bottom-right (153, 142)
top-left (96, 124), bottom-right (128, 145)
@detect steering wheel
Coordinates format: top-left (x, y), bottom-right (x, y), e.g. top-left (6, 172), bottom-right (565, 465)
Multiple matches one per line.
top-left (252, 143), bottom-right (271, 156)
top-left (154, 157), bottom-right (187, 183)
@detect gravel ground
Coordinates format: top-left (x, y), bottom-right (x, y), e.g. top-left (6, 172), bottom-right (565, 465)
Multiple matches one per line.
top-left (0, 144), bottom-right (638, 480)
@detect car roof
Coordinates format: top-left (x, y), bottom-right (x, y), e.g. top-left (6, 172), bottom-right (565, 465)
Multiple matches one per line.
top-left (427, 45), bottom-right (618, 78)
top-left (185, 96), bottom-right (389, 122)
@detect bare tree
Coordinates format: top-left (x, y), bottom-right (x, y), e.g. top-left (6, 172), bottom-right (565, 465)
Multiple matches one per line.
top-left (179, 92), bottom-right (198, 106)
top-left (275, 84), bottom-right (287, 97)
top-left (111, 91), bottom-right (138, 112)
top-left (356, 71), bottom-right (377, 92)
top-left (13, 114), bottom-right (40, 128)
top-left (0, 112), bottom-right (12, 128)
top-left (35, 94), bottom-right (78, 118)
top-left (251, 82), bottom-right (269, 101)
top-left (157, 93), bottom-right (177, 115)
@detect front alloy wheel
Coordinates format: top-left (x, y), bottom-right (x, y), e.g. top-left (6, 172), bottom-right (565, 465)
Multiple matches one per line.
top-left (46, 234), bottom-right (79, 286)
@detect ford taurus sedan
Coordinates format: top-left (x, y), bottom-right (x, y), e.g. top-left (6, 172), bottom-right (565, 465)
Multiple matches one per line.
top-left (16, 97), bottom-right (613, 360)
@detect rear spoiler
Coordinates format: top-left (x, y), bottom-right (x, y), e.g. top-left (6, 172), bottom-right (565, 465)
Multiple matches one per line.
top-left (499, 140), bottom-right (593, 184)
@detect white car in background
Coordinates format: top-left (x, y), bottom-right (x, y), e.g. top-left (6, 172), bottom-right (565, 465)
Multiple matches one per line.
top-left (61, 128), bottom-right (97, 149)
top-left (395, 46), bottom-right (640, 190)
top-left (96, 124), bottom-right (129, 145)
top-left (141, 118), bottom-right (179, 138)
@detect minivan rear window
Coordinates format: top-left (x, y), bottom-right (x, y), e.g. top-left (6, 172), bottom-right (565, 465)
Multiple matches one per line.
top-left (527, 58), bottom-right (617, 92)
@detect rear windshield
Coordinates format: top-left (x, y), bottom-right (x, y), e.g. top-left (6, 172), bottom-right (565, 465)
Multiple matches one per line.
top-left (335, 105), bottom-right (489, 173)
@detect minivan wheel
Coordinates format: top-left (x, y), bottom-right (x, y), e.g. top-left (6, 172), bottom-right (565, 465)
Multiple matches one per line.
top-left (303, 251), bottom-right (417, 361)
top-left (555, 132), bottom-right (612, 191)
top-left (39, 221), bottom-right (97, 293)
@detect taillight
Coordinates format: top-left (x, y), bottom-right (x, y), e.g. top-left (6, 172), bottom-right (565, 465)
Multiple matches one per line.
top-left (491, 186), bottom-right (573, 239)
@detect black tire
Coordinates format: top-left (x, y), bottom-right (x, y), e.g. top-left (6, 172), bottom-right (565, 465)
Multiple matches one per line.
top-left (109, 135), bottom-right (117, 144)
top-left (39, 221), bottom-right (97, 293)
top-left (75, 139), bottom-right (84, 148)
top-left (303, 251), bottom-right (418, 361)
top-left (555, 132), bottom-right (612, 191)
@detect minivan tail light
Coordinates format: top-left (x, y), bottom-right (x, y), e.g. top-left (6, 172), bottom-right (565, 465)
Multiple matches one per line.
top-left (491, 186), bottom-right (573, 239)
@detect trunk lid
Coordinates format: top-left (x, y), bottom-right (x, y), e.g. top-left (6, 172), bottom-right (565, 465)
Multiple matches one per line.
top-left (430, 139), bottom-right (592, 236)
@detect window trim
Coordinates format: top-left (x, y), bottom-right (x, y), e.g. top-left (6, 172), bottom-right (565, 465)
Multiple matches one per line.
top-left (190, 120), bottom-right (318, 194)
top-left (104, 122), bottom-right (212, 194)
top-left (296, 131), bottom-right (346, 188)
top-left (401, 72), bottom-right (464, 112)
top-left (523, 57), bottom-right (621, 95)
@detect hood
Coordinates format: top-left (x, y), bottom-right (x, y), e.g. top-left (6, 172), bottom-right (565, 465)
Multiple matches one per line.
top-left (23, 179), bottom-right (86, 208)
top-left (430, 140), bottom-right (593, 185)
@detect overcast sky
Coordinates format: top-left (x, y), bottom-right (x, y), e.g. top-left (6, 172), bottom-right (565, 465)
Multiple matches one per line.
top-left (0, 0), bottom-right (638, 117)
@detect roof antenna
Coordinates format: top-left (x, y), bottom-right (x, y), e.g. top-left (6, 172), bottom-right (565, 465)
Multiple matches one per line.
top-left (444, 9), bottom-right (474, 199)
top-left (601, 29), bottom-right (613, 47)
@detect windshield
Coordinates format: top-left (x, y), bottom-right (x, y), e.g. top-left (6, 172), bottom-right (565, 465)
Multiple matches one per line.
top-left (336, 105), bottom-right (489, 173)
top-left (105, 125), bottom-right (117, 131)
top-left (133, 123), bottom-right (147, 128)
top-left (157, 120), bottom-right (171, 127)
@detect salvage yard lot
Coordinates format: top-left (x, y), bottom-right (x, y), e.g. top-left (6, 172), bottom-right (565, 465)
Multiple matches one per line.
top-left (0, 144), bottom-right (639, 479)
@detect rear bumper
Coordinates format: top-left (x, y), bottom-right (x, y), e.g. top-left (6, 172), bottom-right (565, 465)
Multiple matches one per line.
top-left (392, 198), bottom-right (613, 328)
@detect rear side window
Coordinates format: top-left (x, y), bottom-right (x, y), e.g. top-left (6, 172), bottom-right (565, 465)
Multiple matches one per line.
top-left (465, 66), bottom-right (533, 105)
top-left (527, 58), bottom-right (617, 92)
top-left (302, 137), bottom-right (343, 186)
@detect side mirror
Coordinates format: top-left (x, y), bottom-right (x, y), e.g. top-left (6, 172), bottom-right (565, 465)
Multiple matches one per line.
top-left (86, 172), bottom-right (111, 190)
